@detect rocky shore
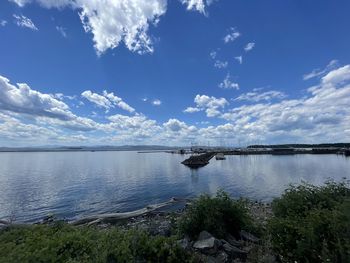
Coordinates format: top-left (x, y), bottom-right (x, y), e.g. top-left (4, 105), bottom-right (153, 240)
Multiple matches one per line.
top-left (92, 201), bottom-right (276, 263)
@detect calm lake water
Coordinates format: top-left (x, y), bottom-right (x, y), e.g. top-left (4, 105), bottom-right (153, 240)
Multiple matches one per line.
top-left (0, 151), bottom-right (349, 223)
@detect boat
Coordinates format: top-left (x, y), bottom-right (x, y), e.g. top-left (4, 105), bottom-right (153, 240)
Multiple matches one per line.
top-left (215, 153), bottom-right (226, 160)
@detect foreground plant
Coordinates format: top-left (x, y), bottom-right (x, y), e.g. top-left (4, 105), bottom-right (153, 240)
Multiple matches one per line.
top-left (0, 223), bottom-right (192, 263)
top-left (268, 180), bottom-right (350, 263)
top-left (178, 190), bottom-right (254, 239)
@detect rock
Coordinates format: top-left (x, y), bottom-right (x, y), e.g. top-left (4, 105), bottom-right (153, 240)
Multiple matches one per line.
top-left (177, 237), bottom-right (190, 250)
top-left (158, 221), bottom-right (171, 236)
top-left (240, 230), bottom-right (260, 243)
top-left (198, 230), bottom-right (214, 240)
top-left (222, 242), bottom-right (247, 260)
top-left (215, 251), bottom-right (229, 263)
top-left (226, 234), bottom-right (243, 248)
top-left (193, 231), bottom-right (220, 255)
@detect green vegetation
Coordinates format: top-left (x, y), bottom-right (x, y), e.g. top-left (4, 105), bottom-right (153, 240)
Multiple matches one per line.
top-left (0, 223), bottom-right (192, 263)
top-left (268, 180), bottom-right (350, 263)
top-left (178, 190), bottom-right (254, 239)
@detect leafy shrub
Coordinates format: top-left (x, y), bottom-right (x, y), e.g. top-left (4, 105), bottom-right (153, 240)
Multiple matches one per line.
top-left (178, 190), bottom-right (253, 239)
top-left (0, 223), bottom-right (193, 263)
top-left (268, 180), bottom-right (350, 263)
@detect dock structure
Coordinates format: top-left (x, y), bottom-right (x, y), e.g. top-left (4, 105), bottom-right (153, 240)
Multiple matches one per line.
top-left (181, 152), bottom-right (216, 168)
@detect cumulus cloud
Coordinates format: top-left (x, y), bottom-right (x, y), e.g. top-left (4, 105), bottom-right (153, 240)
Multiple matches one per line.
top-left (234, 89), bottom-right (286, 102)
top-left (244, 42), bottom-right (255, 52)
top-left (0, 74), bottom-right (100, 133)
top-left (303, 59), bottom-right (338, 80)
top-left (183, 107), bottom-right (201, 113)
top-left (0, 20), bottom-right (7, 27)
top-left (11, 0), bottom-right (216, 55)
top-left (81, 90), bottom-right (135, 113)
top-left (13, 14), bottom-right (38, 30)
top-left (223, 27), bottom-right (240, 43)
top-left (0, 75), bottom-right (73, 120)
top-left (2, 65), bottom-right (350, 146)
top-left (220, 64), bottom-right (350, 143)
top-left (218, 73), bottom-right (239, 90)
top-left (184, 94), bottom-right (229, 117)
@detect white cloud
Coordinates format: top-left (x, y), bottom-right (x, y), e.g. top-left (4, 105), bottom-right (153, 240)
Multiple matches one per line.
top-left (210, 50), bottom-right (217, 59)
top-left (163, 118), bottom-right (188, 132)
top-left (82, 90), bottom-right (135, 113)
top-left (194, 94), bottom-right (228, 109)
top-left (9, 0), bottom-right (30, 7)
top-left (180, 0), bottom-right (216, 14)
top-left (0, 74), bottom-right (100, 133)
top-left (183, 107), bottom-right (200, 113)
top-left (234, 89), bottom-right (286, 102)
top-left (11, 0), bottom-right (215, 55)
top-left (244, 42), bottom-right (255, 52)
top-left (303, 59), bottom-right (338, 80)
top-left (152, 99), bottom-right (162, 106)
top-left (77, 0), bottom-right (167, 55)
top-left (0, 75), bottom-right (73, 120)
top-left (184, 94), bottom-right (229, 117)
top-left (321, 64), bottom-right (350, 85)
top-left (235, 55), bottom-right (243, 65)
top-left (103, 90), bottom-right (135, 113)
top-left (0, 20), bottom-right (7, 27)
top-left (219, 64), bottom-right (350, 143)
top-left (219, 73), bottom-right (239, 90)
top-left (214, 60), bottom-right (228, 69)
top-left (2, 65), bottom-right (350, 146)
top-left (81, 90), bottom-right (112, 110)
top-left (223, 27), bottom-right (240, 43)
top-left (13, 14), bottom-right (38, 30)
top-left (56, 26), bottom-right (67, 37)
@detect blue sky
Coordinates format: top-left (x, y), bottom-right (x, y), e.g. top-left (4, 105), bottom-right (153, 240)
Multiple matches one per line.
top-left (1, 0), bottom-right (350, 146)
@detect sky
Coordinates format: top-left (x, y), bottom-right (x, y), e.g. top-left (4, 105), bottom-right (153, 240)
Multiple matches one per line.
top-left (0, 0), bottom-right (350, 147)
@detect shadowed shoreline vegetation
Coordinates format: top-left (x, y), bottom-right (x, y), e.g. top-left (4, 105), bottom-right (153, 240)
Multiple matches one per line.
top-left (0, 181), bottom-right (349, 262)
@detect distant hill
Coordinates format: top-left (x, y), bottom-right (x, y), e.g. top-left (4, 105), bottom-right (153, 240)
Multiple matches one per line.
top-left (0, 145), bottom-right (183, 152)
top-left (248, 143), bottom-right (350, 149)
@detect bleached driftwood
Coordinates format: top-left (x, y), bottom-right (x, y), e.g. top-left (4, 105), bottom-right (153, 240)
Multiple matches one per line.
top-left (71, 197), bottom-right (185, 226)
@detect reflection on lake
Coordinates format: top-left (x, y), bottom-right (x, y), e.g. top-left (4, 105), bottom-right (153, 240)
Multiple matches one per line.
top-left (0, 151), bottom-right (349, 222)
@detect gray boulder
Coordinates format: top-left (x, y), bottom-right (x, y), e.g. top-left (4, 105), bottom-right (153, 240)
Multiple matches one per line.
top-left (193, 231), bottom-right (220, 255)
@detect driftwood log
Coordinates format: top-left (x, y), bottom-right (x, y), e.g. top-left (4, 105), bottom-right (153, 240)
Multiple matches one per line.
top-left (71, 197), bottom-right (186, 226)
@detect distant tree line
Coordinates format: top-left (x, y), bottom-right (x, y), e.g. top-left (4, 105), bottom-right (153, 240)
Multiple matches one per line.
top-left (248, 143), bottom-right (350, 149)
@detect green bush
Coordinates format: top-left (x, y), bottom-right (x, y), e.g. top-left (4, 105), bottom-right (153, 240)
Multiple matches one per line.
top-left (268, 180), bottom-right (350, 263)
top-left (178, 190), bottom-right (253, 239)
top-left (0, 223), bottom-right (193, 263)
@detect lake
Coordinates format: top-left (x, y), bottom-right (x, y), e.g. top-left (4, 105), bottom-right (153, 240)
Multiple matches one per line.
top-left (0, 151), bottom-right (349, 223)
